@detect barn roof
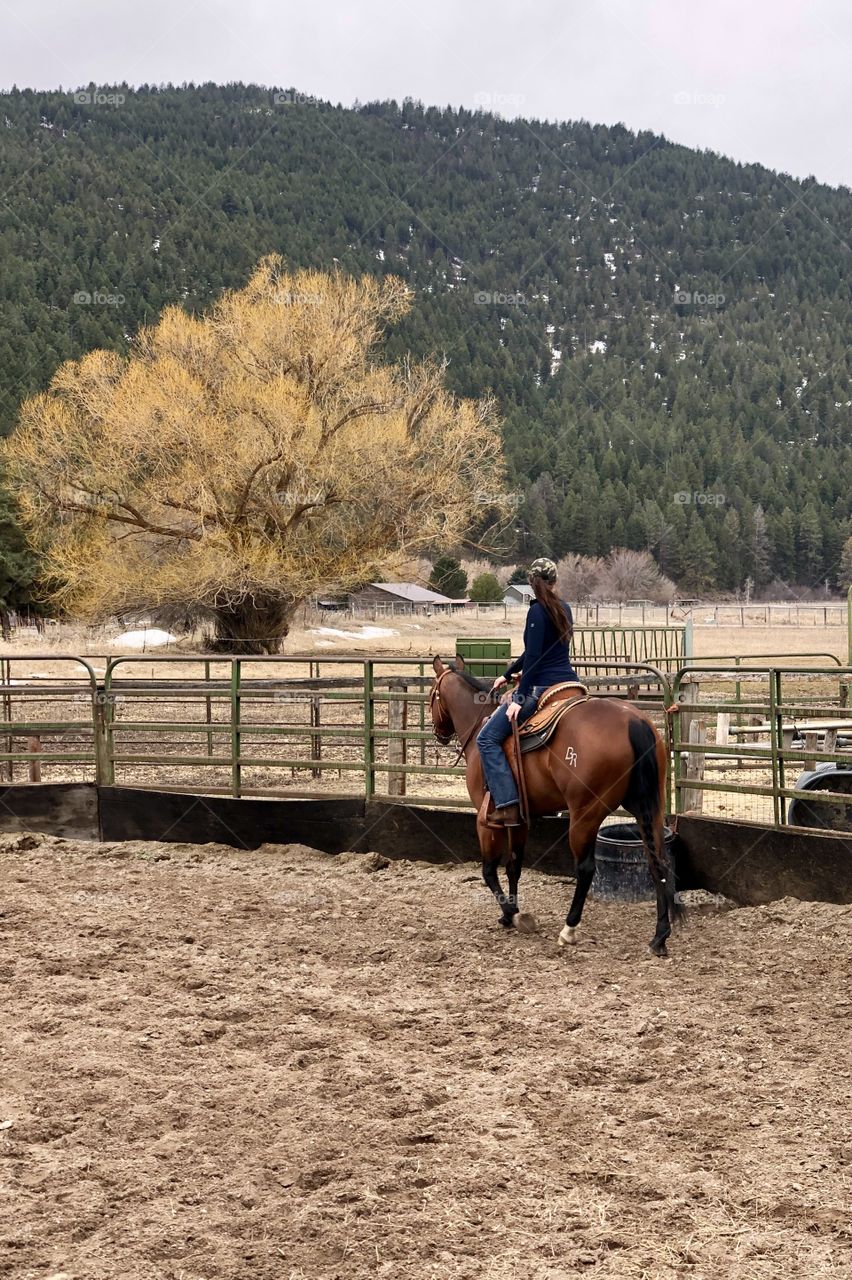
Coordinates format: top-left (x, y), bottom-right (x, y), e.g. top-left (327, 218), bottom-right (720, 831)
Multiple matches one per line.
top-left (370, 582), bottom-right (456, 604)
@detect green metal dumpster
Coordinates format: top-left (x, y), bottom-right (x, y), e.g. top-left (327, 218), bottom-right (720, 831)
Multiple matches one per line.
top-left (455, 638), bottom-right (512, 679)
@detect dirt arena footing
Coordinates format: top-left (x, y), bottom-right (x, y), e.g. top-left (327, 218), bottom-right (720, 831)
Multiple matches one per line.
top-left (0, 784), bottom-right (851, 906)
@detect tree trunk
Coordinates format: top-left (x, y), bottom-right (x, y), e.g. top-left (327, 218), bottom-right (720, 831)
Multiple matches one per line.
top-left (210, 595), bottom-right (296, 655)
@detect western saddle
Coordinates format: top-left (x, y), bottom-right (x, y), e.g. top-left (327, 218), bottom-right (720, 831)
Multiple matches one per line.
top-left (516, 681), bottom-right (589, 754)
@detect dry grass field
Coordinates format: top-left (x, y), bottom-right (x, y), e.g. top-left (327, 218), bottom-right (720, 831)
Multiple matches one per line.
top-left (2, 608), bottom-right (849, 665)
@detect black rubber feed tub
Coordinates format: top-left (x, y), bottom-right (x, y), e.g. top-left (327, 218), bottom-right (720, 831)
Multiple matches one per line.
top-left (787, 764), bottom-right (852, 832)
top-left (593, 822), bottom-right (676, 902)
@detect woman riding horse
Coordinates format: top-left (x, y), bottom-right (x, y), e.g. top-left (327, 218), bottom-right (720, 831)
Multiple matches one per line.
top-left (429, 572), bottom-right (681, 952)
top-left (477, 557), bottom-right (576, 827)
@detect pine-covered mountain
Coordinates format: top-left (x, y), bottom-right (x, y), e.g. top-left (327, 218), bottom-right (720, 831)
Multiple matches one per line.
top-left (1, 82), bottom-right (850, 592)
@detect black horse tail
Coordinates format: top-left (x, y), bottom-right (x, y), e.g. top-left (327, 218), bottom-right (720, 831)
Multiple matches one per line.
top-left (624, 716), bottom-right (683, 926)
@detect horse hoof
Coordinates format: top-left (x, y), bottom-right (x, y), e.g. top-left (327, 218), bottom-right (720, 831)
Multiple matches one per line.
top-left (558, 925), bottom-right (577, 947)
top-left (649, 941), bottom-right (670, 958)
top-left (499, 915), bottom-right (516, 929)
top-left (514, 912), bottom-right (537, 934)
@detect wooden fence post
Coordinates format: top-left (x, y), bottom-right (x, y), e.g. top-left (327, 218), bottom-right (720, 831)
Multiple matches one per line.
top-left (678, 678), bottom-right (700, 744)
top-left (682, 720), bottom-right (706, 813)
top-left (27, 735), bottom-right (41, 783)
top-left (802, 731), bottom-right (819, 771)
top-left (387, 680), bottom-right (407, 797)
top-left (2, 658), bottom-right (11, 783)
top-left (310, 695), bottom-right (322, 778)
top-left (92, 690), bottom-right (110, 787)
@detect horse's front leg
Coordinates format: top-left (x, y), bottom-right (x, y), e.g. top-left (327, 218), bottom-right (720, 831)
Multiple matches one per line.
top-left (504, 825), bottom-right (537, 932)
top-left (477, 822), bottom-right (516, 927)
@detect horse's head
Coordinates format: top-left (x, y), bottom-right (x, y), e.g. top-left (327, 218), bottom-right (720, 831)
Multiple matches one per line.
top-left (430, 654), bottom-right (495, 746)
top-left (429, 655), bottom-right (458, 745)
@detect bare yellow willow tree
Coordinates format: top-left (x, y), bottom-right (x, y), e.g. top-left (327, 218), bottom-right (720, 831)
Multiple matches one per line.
top-left (5, 257), bottom-right (508, 651)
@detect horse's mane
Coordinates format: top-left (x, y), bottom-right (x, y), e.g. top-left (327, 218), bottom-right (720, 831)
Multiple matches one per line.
top-left (449, 662), bottom-right (496, 696)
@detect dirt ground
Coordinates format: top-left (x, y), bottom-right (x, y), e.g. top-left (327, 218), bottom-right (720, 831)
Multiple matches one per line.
top-left (2, 833), bottom-right (850, 1280)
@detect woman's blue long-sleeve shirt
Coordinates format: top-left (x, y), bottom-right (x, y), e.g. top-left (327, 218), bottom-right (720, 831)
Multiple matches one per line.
top-left (504, 599), bottom-right (576, 698)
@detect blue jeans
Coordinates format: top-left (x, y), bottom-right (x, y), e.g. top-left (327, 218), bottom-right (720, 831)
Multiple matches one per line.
top-left (476, 686), bottom-right (546, 809)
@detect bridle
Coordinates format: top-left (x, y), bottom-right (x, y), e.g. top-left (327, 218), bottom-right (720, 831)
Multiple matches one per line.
top-left (429, 666), bottom-right (495, 764)
top-left (428, 668), bottom-right (456, 746)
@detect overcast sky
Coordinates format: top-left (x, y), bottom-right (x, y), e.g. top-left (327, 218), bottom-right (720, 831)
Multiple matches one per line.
top-left (3, 0), bottom-right (851, 187)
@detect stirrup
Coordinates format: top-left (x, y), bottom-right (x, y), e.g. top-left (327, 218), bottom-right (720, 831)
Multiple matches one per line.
top-left (486, 803), bottom-right (521, 829)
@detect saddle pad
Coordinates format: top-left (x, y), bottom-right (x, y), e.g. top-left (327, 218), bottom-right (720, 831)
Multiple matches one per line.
top-left (518, 692), bottom-right (589, 755)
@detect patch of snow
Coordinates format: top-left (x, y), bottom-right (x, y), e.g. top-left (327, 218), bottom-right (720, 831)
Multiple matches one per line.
top-left (310, 626), bottom-right (399, 642)
top-left (112, 629), bottom-right (177, 649)
top-left (588, 340), bottom-right (608, 355)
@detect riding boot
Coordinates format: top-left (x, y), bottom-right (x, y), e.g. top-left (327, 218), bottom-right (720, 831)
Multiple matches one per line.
top-left (486, 802), bottom-right (522, 829)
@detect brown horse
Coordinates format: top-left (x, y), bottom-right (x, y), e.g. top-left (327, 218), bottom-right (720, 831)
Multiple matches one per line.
top-left (430, 655), bottom-right (681, 955)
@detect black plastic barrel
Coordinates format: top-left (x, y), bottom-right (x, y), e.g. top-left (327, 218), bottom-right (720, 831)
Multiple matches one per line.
top-left (593, 821), bottom-right (676, 902)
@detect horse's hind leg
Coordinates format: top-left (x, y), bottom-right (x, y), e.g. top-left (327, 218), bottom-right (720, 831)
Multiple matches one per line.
top-left (559, 808), bottom-right (602, 947)
top-left (637, 808), bottom-right (676, 957)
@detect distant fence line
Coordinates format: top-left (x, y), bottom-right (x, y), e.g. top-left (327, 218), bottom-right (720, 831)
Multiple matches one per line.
top-left (336, 601), bottom-right (847, 628)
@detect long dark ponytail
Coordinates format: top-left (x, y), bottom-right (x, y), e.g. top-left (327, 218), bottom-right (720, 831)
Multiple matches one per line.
top-left (531, 575), bottom-right (572, 646)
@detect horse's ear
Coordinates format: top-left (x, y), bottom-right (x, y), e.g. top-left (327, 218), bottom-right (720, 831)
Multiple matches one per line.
top-left (455, 653), bottom-right (466, 671)
top-left (432, 655), bottom-right (445, 675)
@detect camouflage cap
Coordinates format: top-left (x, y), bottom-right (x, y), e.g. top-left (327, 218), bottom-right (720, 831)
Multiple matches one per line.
top-left (527, 557), bottom-right (558, 583)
